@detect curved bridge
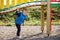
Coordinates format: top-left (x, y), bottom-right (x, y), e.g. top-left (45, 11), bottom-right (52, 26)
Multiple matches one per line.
top-left (0, 2), bottom-right (47, 13)
top-left (0, 0), bottom-right (60, 14)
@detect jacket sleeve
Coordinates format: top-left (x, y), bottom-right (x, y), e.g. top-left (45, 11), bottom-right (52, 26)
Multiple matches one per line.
top-left (15, 11), bottom-right (19, 15)
top-left (21, 16), bottom-right (26, 24)
top-left (15, 11), bottom-right (21, 17)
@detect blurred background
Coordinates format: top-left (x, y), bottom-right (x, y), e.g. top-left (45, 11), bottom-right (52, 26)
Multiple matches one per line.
top-left (0, 6), bottom-right (60, 26)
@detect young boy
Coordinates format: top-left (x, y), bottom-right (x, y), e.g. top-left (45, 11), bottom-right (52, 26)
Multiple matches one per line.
top-left (15, 8), bottom-right (27, 38)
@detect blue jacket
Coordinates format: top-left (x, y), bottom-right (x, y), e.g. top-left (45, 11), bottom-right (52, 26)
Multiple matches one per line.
top-left (15, 11), bottom-right (26, 25)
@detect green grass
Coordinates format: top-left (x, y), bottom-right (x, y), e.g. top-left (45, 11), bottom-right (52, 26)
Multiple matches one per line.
top-left (24, 20), bottom-right (60, 26)
top-left (0, 19), bottom-right (60, 26)
top-left (52, 20), bottom-right (60, 25)
top-left (0, 21), bottom-right (5, 26)
top-left (24, 19), bottom-right (40, 26)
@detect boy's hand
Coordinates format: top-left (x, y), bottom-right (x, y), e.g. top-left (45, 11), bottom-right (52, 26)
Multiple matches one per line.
top-left (16, 8), bottom-right (20, 12)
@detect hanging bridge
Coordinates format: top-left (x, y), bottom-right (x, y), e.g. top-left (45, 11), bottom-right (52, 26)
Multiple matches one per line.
top-left (0, 0), bottom-right (48, 13)
top-left (0, 0), bottom-right (60, 13)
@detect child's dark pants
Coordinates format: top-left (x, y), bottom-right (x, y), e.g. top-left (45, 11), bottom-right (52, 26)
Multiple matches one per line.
top-left (16, 24), bottom-right (21, 36)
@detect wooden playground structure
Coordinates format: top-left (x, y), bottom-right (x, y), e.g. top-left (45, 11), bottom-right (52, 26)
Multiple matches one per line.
top-left (0, 0), bottom-right (52, 36)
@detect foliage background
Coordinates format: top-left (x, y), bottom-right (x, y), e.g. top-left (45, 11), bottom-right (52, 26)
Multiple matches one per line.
top-left (0, 6), bottom-right (60, 26)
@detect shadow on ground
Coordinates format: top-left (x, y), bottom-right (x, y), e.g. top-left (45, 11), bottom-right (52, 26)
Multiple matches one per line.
top-left (8, 33), bottom-right (60, 40)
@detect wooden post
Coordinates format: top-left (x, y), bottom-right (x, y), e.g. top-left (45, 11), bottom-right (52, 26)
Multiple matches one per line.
top-left (41, 5), bottom-right (44, 33)
top-left (41, 0), bottom-right (44, 33)
top-left (47, 0), bottom-right (51, 36)
top-left (50, 9), bottom-right (52, 31)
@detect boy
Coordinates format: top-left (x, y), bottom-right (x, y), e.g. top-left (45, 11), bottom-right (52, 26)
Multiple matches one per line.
top-left (15, 8), bottom-right (27, 38)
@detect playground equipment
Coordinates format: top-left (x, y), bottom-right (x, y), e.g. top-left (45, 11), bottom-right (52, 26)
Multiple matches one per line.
top-left (0, 0), bottom-right (60, 36)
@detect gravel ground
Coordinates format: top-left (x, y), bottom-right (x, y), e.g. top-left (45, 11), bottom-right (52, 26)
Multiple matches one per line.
top-left (0, 25), bottom-right (60, 40)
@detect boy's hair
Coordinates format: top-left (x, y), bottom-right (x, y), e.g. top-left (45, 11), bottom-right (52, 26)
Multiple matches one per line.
top-left (22, 8), bottom-right (27, 11)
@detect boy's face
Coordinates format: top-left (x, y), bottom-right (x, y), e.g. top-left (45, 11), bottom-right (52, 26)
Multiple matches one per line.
top-left (23, 10), bottom-right (27, 15)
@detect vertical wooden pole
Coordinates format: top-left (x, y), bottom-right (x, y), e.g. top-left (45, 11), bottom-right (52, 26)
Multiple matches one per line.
top-left (47, 0), bottom-right (51, 36)
top-left (11, 0), bottom-right (15, 6)
top-left (6, 0), bottom-right (10, 8)
top-left (41, 0), bottom-right (44, 33)
top-left (41, 5), bottom-right (44, 33)
top-left (50, 9), bottom-right (52, 31)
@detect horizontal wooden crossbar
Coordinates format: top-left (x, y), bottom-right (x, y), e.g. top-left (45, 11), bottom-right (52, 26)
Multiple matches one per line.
top-left (0, 2), bottom-right (47, 14)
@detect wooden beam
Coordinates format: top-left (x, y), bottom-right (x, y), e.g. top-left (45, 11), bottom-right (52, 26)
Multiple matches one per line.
top-left (40, 0), bottom-right (45, 33)
top-left (47, 0), bottom-right (51, 36)
top-left (0, 2), bottom-right (47, 13)
top-left (41, 5), bottom-right (44, 33)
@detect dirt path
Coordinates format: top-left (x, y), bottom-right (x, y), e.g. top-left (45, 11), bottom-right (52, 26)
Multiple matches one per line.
top-left (0, 25), bottom-right (60, 40)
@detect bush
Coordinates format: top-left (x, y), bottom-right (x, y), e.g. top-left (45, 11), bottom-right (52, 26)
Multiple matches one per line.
top-left (5, 23), bottom-right (12, 26)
